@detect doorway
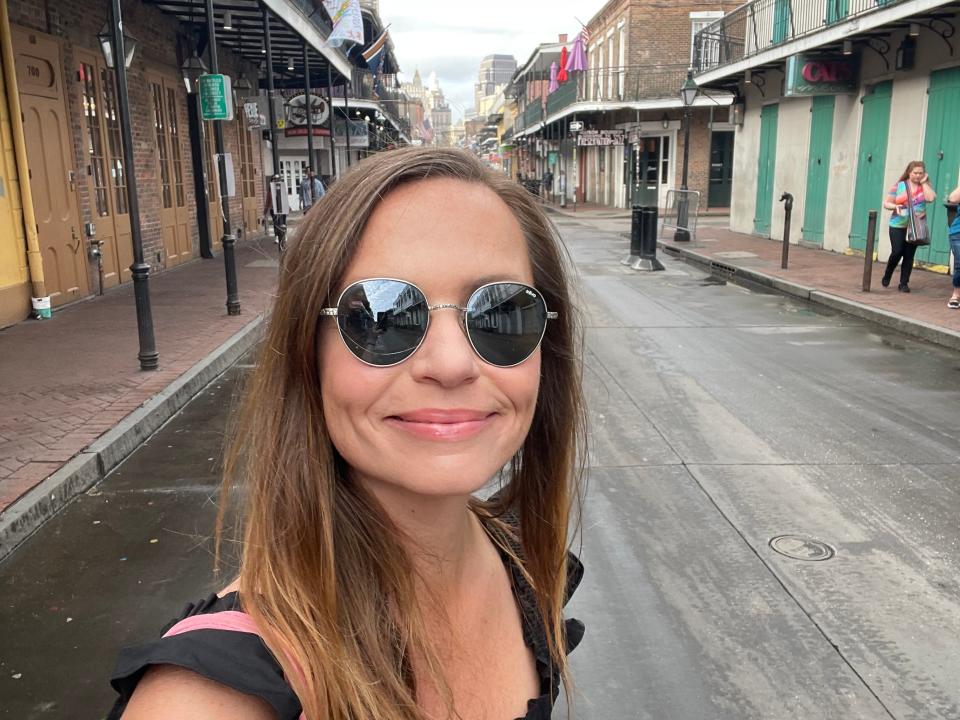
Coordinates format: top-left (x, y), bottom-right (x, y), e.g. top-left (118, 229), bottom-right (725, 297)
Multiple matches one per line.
top-left (280, 158), bottom-right (307, 211)
top-left (76, 49), bottom-right (132, 288)
top-left (802, 95), bottom-right (835, 245)
top-left (148, 73), bottom-right (191, 266)
top-left (13, 27), bottom-right (88, 306)
top-left (849, 81), bottom-right (892, 251)
top-left (920, 66), bottom-right (960, 267)
top-left (754, 103), bottom-right (779, 236)
top-left (708, 130), bottom-right (734, 208)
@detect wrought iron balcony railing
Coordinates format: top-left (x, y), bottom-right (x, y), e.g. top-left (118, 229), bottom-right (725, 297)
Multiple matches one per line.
top-left (519, 65), bottom-right (692, 123)
top-left (693, 0), bottom-right (910, 75)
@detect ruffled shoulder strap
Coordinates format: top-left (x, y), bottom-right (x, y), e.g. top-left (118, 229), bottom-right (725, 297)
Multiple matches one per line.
top-left (107, 592), bottom-right (302, 720)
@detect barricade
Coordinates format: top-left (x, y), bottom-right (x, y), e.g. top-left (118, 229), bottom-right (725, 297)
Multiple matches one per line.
top-left (660, 189), bottom-right (701, 242)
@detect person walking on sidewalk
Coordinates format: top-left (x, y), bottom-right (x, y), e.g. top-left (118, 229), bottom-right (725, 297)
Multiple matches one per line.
top-left (298, 167), bottom-right (325, 214)
top-left (107, 147), bottom-right (585, 720)
top-left (947, 181), bottom-right (960, 309)
top-left (882, 161), bottom-right (936, 293)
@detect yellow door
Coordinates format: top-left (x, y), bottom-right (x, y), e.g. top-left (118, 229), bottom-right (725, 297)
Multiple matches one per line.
top-left (14, 27), bottom-right (88, 306)
top-left (203, 120), bottom-right (223, 245)
top-left (238, 112), bottom-right (259, 234)
top-left (148, 73), bottom-right (191, 265)
top-left (76, 50), bottom-right (133, 287)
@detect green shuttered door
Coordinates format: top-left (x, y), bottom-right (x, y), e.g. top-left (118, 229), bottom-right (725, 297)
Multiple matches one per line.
top-left (849, 81), bottom-right (892, 251)
top-left (754, 104), bottom-right (779, 236)
top-left (920, 66), bottom-right (960, 267)
top-left (802, 96), bottom-right (835, 245)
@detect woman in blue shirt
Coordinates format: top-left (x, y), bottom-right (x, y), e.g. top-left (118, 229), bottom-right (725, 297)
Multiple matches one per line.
top-left (948, 182), bottom-right (960, 309)
top-left (881, 161), bottom-right (936, 292)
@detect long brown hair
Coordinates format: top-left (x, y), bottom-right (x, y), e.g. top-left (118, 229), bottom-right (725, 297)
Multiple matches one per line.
top-left (898, 160), bottom-right (925, 183)
top-left (219, 147), bottom-right (586, 720)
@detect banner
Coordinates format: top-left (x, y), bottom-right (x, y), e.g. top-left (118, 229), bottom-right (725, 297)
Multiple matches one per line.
top-left (334, 118), bottom-right (369, 148)
top-left (322, 0), bottom-right (364, 47)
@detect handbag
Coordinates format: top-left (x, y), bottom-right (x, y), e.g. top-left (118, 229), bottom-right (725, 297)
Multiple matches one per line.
top-left (903, 181), bottom-right (931, 246)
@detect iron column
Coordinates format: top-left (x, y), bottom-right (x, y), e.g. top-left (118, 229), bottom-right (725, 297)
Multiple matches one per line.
top-left (325, 64), bottom-right (337, 178)
top-left (343, 80), bottom-right (352, 166)
top-left (303, 41), bottom-right (314, 170)
top-left (110, 0), bottom-right (158, 370)
top-left (204, 0), bottom-right (241, 314)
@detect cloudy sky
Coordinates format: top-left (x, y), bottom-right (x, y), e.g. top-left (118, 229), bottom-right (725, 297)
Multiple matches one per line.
top-left (378, 0), bottom-right (607, 121)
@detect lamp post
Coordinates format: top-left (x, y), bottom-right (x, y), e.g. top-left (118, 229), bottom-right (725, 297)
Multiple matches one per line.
top-left (102, 0), bottom-right (158, 370)
top-left (673, 70), bottom-right (699, 242)
top-left (181, 50), bottom-right (214, 258)
top-left (204, 0), bottom-right (241, 316)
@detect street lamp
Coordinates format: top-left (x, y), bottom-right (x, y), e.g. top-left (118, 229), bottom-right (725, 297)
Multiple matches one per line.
top-left (97, 20), bottom-right (137, 69)
top-left (102, 0), bottom-right (157, 370)
top-left (180, 51), bottom-right (208, 94)
top-left (674, 70), bottom-right (699, 242)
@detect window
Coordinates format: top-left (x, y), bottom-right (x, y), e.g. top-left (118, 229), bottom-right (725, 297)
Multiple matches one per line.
top-left (690, 11), bottom-right (724, 66)
top-left (618, 23), bottom-right (626, 99)
top-left (80, 63), bottom-right (108, 217)
top-left (607, 31), bottom-right (615, 98)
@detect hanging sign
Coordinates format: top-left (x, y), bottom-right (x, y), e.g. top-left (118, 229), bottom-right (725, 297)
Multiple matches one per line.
top-left (198, 74), bottom-right (234, 120)
top-left (286, 94), bottom-right (330, 126)
top-left (568, 120), bottom-right (584, 132)
top-left (576, 129), bottom-right (624, 146)
top-left (243, 102), bottom-right (262, 129)
top-left (785, 53), bottom-right (859, 97)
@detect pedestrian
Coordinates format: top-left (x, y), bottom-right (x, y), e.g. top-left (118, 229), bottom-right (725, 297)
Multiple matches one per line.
top-left (947, 181), bottom-right (960, 309)
top-left (299, 166), bottom-right (326, 214)
top-left (106, 147), bottom-right (586, 720)
top-left (542, 167), bottom-right (554, 202)
top-left (882, 160), bottom-right (936, 292)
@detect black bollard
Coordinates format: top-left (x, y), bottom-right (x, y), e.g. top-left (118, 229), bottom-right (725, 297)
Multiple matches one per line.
top-left (632, 206), bottom-right (665, 271)
top-left (780, 192), bottom-right (794, 269)
top-left (862, 209), bottom-right (878, 292)
top-left (622, 205), bottom-right (643, 266)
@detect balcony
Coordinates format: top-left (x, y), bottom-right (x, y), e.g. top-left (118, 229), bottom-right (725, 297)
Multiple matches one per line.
top-left (523, 100), bottom-right (543, 129)
top-left (693, 0), bottom-right (911, 76)
top-left (537, 65), bottom-right (691, 118)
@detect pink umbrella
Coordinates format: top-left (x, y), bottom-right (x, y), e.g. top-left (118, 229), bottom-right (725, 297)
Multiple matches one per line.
top-left (548, 61), bottom-right (559, 93)
top-left (566, 30), bottom-right (587, 72)
top-left (558, 46), bottom-right (569, 83)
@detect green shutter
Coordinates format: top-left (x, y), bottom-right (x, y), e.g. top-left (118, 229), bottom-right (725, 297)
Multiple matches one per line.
top-left (802, 96), bottom-right (835, 245)
top-left (754, 104), bottom-right (779, 236)
top-left (919, 66), bottom-right (960, 267)
top-left (849, 82), bottom-right (892, 251)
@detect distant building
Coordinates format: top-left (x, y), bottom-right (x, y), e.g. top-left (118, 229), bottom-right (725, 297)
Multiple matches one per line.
top-left (474, 54), bottom-right (517, 111)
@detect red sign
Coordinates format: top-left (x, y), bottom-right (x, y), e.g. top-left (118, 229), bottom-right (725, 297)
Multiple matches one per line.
top-left (283, 127), bottom-right (331, 137)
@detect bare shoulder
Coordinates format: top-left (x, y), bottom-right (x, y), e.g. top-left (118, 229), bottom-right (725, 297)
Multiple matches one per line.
top-left (119, 665), bottom-right (276, 720)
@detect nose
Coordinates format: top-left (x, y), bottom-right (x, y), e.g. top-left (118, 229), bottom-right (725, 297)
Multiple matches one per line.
top-left (408, 309), bottom-right (480, 388)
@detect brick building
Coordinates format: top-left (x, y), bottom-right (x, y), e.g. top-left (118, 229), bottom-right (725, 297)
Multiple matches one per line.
top-left (507, 1), bottom-right (739, 212)
top-left (0, 0), bottom-right (353, 328)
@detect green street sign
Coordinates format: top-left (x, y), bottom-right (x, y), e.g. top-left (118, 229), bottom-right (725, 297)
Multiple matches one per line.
top-left (199, 74), bottom-right (234, 120)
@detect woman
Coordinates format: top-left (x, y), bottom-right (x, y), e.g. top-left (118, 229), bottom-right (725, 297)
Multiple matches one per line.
top-left (108, 148), bottom-right (586, 720)
top-left (881, 161), bottom-right (936, 292)
top-left (948, 182), bottom-right (960, 309)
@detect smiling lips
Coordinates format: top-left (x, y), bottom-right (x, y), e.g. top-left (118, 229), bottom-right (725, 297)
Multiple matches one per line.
top-left (385, 409), bottom-right (496, 441)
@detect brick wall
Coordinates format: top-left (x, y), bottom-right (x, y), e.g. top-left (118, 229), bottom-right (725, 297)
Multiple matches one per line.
top-left (8, 0), bottom-right (263, 294)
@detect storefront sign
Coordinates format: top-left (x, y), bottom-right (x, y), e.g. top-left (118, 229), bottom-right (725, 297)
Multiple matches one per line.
top-left (284, 126), bottom-right (332, 137)
top-left (198, 74), bottom-right (233, 120)
top-left (286, 94), bottom-right (330, 127)
top-left (243, 102), bottom-right (262, 130)
top-left (785, 53), bottom-right (859, 97)
top-left (333, 118), bottom-right (369, 148)
top-left (576, 129), bottom-right (624, 147)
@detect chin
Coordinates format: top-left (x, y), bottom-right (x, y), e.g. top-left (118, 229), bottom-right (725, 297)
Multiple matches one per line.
top-left (354, 450), bottom-right (510, 502)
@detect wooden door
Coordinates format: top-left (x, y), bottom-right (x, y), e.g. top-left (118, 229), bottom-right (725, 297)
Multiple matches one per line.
top-left (801, 96), bottom-right (835, 244)
top-left (708, 131), bottom-right (734, 209)
top-left (237, 112), bottom-right (259, 233)
top-left (849, 81), bottom-right (892, 251)
top-left (754, 103), bottom-right (779, 236)
top-left (203, 120), bottom-right (223, 244)
top-left (76, 50), bottom-right (132, 287)
top-left (920, 66), bottom-right (960, 267)
top-left (13, 27), bottom-right (88, 305)
top-left (148, 74), bottom-right (191, 265)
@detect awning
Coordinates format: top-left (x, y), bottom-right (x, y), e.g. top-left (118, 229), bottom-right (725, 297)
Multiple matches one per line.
top-left (142, 0), bottom-right (353, 85)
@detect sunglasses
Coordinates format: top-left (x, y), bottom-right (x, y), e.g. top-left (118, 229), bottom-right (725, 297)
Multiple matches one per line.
top-left (320, 278), bottom-right (558, 368)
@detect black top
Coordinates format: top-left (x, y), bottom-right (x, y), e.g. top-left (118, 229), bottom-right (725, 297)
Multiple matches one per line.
top-left (108, 532), bottom-right (584, 720)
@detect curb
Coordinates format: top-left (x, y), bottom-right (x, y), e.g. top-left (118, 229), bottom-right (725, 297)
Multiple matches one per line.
top-left (659, 240), bottom-right (960, 352)
top-left (0, 315), bottom-right (265, 562)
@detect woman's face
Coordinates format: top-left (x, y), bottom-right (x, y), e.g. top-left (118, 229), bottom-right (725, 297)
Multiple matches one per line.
top-left (318, 177), bottom-right (542, 505)
top-left (909, 165), bottom-right (926, 183)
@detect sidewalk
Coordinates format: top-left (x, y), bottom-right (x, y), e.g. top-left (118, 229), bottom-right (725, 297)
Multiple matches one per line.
top-left (0, 232), bottom-right (287, 558)
top-left (547, 205), bottom-right (960, 352)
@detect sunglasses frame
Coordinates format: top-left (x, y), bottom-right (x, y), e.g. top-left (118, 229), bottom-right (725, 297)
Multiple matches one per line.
top-left (320, 277), bottom-right (559, 368)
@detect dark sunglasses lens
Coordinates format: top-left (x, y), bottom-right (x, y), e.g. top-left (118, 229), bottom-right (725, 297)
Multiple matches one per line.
top-left (466, 283), bottom-right (548, 366)
top-left (337, 280), bottom-right (428, 366)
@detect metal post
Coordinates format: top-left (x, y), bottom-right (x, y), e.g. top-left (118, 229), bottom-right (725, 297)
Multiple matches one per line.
top-left (632, 206), bottom-right (665, 271)
top-left (343, 80), bottom-right (352, 165)
top-left (187, 93), bottom-right (213, 258)
top-left (863, 209), bottom-right (878, 291)
top-left (303, 42), bottom-right (314, 170)
top-left (205, 0), bottom-right (240, 315)
top-left (263, 7), bottom-right (284, 235)
top-left (623, 205), bottom-right (643, 265)
top-left (780, 192), bottom-right (794, 269)
top-left (110, 0), bottom-right (158, 370)
top-left (326, 64), bottom-right (337, 179)
top-left (674, 105), bottom-right (692, 242)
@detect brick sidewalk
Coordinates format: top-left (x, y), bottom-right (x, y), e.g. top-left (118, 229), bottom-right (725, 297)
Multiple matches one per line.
top-left (0, 235), bottom-right (284, 513)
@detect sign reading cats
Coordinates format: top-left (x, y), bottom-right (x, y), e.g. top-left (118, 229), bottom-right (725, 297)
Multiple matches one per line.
top-left (785, 53), bottom-right (859, 97)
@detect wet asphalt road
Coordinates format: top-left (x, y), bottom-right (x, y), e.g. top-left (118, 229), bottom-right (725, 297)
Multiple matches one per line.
top-left (1, 215), bottom-right (959, 719)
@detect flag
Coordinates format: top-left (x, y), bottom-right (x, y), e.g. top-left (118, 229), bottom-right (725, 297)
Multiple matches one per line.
top-left (322, 0), bottom-right (363, 47)
top-left (362, 27), bottom-right (390, 98)
top-left (420, 116), bottom-right (433, 143)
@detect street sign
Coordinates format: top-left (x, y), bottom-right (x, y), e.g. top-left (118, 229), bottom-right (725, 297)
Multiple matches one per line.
top-left (243, 102), bottom-right (262, 129)
top-left (198, 74), bottom-right (234, 121)
top-left (569, 120), bottom-right (584, 132)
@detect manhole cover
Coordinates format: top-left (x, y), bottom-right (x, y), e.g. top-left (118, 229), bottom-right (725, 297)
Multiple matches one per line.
top-left (769, 535), bottom-right (835, 561)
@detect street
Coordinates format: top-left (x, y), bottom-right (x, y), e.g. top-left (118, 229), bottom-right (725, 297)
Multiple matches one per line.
top-left (1, 215), bottom-right (959, 719)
